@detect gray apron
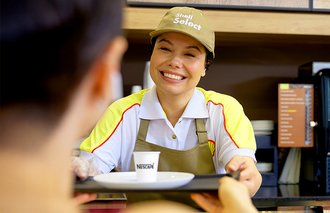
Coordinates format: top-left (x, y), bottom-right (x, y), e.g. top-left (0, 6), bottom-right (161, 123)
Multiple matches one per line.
top-left (129, 118), bottom-right (215, 174)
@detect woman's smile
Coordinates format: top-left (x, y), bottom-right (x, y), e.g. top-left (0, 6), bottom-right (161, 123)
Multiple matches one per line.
top-left (161, 71), bottom-right (186, 81)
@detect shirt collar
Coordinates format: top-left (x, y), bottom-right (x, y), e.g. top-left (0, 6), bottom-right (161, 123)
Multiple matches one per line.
top-left (182, 88), bottom-right (209, 119)
top-left (139, 87), bottom-right (165, 119)
top-left (139, 87), bottom-right (209, 120)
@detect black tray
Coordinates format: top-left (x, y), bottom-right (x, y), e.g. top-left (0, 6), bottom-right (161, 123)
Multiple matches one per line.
top-left (74, 171), bottom-right (239, 193)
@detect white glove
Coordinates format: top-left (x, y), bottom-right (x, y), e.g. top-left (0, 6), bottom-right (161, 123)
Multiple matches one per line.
top-left (72, 157), bottom-right (102, 179)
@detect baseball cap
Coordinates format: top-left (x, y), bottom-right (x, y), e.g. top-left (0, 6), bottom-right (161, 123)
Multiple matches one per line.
top-left (150, 7), bottom-right (215, 58)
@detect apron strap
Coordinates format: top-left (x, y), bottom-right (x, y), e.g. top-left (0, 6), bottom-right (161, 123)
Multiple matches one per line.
top-left (137, 119), bottom-right (149, 141)
top-left (195, 118), bottom-right (208, 144)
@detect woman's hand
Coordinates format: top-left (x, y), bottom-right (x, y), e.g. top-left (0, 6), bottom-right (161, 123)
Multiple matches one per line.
top-left (71, 157), bottom-right (102, 179)
top-left (191, 177), bottom-right (258, 213)
top-left (71, 157), bottom-right (99, 205)
top-left (225, 155), bottom-right (262, 196)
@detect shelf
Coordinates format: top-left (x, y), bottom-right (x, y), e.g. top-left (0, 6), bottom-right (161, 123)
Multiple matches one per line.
top-left (255, 136), bottom-right (278, 186)
top-left (123, 7), bottom-right (330, 45)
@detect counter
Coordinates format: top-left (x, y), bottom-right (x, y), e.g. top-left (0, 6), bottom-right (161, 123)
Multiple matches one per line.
top-left (253, 184), bottom-right (330, 211)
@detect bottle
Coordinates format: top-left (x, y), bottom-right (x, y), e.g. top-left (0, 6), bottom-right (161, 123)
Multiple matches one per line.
top-left (143, 61), bottom-right (155, 89)
top-left (131, 85), bottom-right (142, 94)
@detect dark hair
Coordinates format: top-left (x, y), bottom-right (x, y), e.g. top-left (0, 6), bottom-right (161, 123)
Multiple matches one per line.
top-left (0, 0), bottom-right (123, 110)
top-left (151, 36), bottom-right (214, 71)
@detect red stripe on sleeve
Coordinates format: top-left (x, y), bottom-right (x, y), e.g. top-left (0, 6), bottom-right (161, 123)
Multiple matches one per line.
top-left (91, 103), bottom-right (140, 153)
top-left (208, 100), bottom-right (239, 148)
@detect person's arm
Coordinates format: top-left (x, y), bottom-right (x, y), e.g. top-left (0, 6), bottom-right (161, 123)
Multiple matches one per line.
top-left (225, 155), bottom-right (262, 196)
top-left (73, 101), bottom-right (133, 178)
top-left (73, 192), bottom-right (97, 205)
top-left (72, 155), bottom-right (103, 179)
top-left (209, 93), bottom-right (261, 195)
top-left (191, 176), bottom-right (258, 213)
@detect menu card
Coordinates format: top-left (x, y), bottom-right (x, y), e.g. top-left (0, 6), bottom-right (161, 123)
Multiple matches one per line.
top-left (278, 84), bottom-right (314, 147)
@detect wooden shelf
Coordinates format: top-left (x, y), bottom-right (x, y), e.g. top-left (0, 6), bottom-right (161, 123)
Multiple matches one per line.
top-left (123, 7), bottom-right (330, 45)
top-left (121, 7), bottom-right (330, 121)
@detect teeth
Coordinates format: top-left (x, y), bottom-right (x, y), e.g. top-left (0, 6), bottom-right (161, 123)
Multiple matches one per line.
top-left (163, 72), bottom-right (183, 80)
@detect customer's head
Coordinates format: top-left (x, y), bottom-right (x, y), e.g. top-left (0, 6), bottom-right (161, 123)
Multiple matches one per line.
top-left (1, 0), bottom-right (124, 112)
top-left (150, 7), bottom-right (215, 70)
top-left (0, 0), bottom-right (127, 148)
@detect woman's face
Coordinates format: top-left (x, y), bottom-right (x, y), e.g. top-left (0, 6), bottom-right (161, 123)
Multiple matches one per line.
top-left (150, 32), bottom-right (206, 99)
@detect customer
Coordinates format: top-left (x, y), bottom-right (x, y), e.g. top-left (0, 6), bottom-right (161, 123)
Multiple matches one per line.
top-left (191, 176), bottom-right (258, 213)
top-left (76, 6), bottom-right (262, 196)
top-left (0, 0), bottom-right (127, 211)
top-left (123, 177), bottom-right (258, 213)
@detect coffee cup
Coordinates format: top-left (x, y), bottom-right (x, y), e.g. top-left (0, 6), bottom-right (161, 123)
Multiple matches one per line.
top-left (133, 151), bottom-right (160, 182)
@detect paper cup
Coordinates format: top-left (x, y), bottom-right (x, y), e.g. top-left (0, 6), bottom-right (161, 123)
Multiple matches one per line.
top-left (133, 151), bottom-right (160, 182)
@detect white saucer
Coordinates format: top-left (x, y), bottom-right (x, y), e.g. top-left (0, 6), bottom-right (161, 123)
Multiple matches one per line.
top-left (94, 172), bottom-right (194, 190)
top-left (251, 120), bottom-right (274, 131)
top-left (256, 162), bottom-right (273, 173)
top-left (254, 130), bottom-right (273, 136)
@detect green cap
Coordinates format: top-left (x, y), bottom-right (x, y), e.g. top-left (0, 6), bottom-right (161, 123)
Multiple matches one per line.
top-left (150, 7), bottom-right (215, 58)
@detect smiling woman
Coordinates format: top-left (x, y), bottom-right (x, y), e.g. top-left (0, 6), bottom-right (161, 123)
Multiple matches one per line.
top-left (75, 6), bottom-right (262, 198)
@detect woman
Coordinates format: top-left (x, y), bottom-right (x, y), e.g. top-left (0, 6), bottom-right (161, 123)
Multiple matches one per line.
top-left (77, 7), bottom-right (262, 196)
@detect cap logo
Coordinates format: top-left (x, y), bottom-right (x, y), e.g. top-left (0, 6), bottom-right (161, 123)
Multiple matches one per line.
top-left (173, 13), bottom-right (201, 31)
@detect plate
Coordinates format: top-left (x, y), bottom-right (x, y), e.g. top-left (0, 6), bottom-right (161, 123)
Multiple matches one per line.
top-left (254, 130), bottom-right (273, 136)
top-left (256, 162), bottom-right (273, 173)
top-left (251, 120), bottom-right (274, 131)
top-left (94, 172), bottom-right (194, 190)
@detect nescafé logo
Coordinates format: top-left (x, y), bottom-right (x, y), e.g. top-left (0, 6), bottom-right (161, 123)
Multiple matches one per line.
top-left (137, 163), bottom-right (154, 169)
